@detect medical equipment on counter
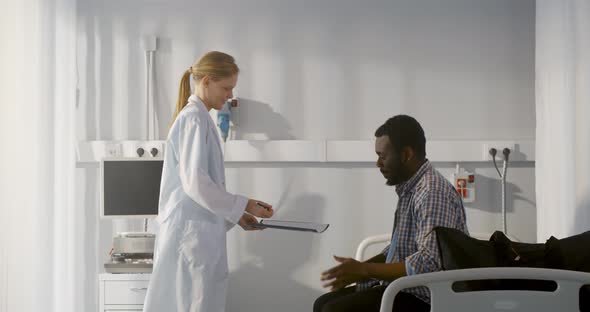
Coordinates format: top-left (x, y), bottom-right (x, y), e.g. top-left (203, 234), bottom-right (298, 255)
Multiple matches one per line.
top-left (217, 98), bottom-right (238, 142)
top-left (451, 164), bottom-right (475, 203)
top-left (101, 159), bottom-right (162, 273)
top-left (104, 232), bottom-right (155, 273)
top-left (490, 147), bottom-right (511, 235)
top-left (101, 158), bottom-right (162, 219)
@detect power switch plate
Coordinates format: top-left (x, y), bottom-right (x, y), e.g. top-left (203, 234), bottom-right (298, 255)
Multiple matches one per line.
top-left (105, 143), bottom-right (122, 158)
top-left (482, 142), bottom-right (515, 161)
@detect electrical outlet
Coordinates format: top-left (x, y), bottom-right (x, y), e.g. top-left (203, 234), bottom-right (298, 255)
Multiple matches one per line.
top-left (105, 143), bottom-right (122, 158)
top-left (482, 142), bottom-right (515, 161)
top-left (148, 142), bottom-right (164, 157)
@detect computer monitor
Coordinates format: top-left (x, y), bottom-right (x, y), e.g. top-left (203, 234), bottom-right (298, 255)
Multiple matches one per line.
top-left (100, 158), bottom-right (163, 218)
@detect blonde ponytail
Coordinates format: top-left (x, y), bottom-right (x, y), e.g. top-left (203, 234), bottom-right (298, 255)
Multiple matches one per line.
top-left (170, 51), bottom-right (239, 125)
top-left (171, 69), bottom-right (192, 124)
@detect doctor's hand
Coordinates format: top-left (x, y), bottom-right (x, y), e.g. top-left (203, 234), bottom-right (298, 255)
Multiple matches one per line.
top-left (245, 199), bottom-right (274, 218)
top-left (321, 256), bottom-right (369, 292)
top-left (238, 213), bottom-right (264, 231)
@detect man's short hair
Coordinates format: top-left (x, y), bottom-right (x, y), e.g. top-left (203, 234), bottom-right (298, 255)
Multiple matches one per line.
top-left (374, 115), bottom-right (426, 159)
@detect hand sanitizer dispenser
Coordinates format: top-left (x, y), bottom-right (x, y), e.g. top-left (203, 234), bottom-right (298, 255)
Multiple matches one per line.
top-left (217, 98), bottom-right (238, 142)
top-left (451, 164), bottom-right (476, 203)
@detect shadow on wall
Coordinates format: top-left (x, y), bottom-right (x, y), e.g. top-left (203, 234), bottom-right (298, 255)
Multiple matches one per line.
top-left (227, 193), bottom-right (325, 312)
top-left (474, 174), bottom-right (533, 214)
top-left (232, 98), bottom-right (295, 140)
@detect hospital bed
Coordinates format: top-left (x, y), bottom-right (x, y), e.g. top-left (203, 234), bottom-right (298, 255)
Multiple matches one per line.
top-left (355, 234), bottom-right (391, 261)
top-left (356, 234), bottom-right (590, 311)
top-left (379, 267), bottom-right (590, 312)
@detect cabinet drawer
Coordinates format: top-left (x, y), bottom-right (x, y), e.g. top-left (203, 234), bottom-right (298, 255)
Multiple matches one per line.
top-left (104, 280), bottom-right (149, 305)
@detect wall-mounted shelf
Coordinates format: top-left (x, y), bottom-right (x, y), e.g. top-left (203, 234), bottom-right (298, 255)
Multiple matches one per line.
top-left (223, 140), bottom-right (325, 162)
top-left (325, 139), bottom-right (535, 163)
top-left (77, 140), bottom-right (165, 168)
top-left (77, 139), bottom-right (535, 168)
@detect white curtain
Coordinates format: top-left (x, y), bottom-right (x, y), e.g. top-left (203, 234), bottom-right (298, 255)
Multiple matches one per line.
top-left (0, 0), bottom-right (81, 311)
top-left (536, 0), bottom-right (590, 241)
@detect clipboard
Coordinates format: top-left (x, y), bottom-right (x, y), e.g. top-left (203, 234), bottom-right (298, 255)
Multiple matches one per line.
top-left (248, 220), bottom-right (329, 233)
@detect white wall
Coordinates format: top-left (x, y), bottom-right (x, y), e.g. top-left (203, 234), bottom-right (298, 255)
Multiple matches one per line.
top-left (76, 0), bottom-right (536, 311)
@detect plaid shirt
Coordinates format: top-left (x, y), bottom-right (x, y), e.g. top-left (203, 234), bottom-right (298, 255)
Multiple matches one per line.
top-left (357, 160), bottom-right (468, 303)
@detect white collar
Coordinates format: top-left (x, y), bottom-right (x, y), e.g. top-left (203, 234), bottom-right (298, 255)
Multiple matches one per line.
top-left (187, 95), bottom-right (223, 150)
top-left (188, 95), bottom-right (209, 112)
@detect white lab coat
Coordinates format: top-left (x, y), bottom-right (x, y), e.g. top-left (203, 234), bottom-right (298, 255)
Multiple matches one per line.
top-left (143, 95), bottom-right (248, 312)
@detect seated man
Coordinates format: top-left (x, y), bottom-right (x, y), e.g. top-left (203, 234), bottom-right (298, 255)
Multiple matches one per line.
top-left (314, 115), bottom-right (469, 312)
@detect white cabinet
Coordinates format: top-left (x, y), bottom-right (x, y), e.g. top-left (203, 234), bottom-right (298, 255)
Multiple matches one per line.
top-left (99, 273), bottom-right (151, 312)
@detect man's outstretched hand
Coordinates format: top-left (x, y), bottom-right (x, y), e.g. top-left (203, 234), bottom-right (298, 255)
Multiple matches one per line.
top-left (321, 255), bottom-right (369, 291)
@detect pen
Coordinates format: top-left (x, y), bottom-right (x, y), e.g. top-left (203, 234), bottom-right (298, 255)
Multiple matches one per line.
top-left (256, 202), bottom-right (271, 210)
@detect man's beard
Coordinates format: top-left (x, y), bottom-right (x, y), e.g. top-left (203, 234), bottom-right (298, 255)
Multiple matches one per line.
top-left (385, 159), bottom-right (405, 186)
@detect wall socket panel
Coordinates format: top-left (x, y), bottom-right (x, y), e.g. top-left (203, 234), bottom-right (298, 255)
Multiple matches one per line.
top-left (146, 142), bottom-right (164, 157)
top-left (482, 142), bottom-right (515, 161)
top-left (121, 141), bottom-right (165, 158)
top-left (96, 141), bottom-right (166, 159)
top-left (105, 143), bottom-right (122, 157)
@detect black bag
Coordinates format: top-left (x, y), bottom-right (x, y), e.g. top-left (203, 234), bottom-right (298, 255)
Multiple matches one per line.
top-left (489, 231), bottom-right (560, 291)
top-left (434, 227), bottom-right (498, 291)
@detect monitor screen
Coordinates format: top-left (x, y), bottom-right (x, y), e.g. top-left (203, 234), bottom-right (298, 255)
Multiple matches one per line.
top-left (101, 159), bottom-right (163, 218)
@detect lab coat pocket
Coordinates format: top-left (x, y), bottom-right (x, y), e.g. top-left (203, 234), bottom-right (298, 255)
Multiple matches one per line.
top-left (178, 220), bottom-right (222, 267)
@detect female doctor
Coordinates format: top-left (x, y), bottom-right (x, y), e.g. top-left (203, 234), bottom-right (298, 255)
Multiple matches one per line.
top-left (143, 51), bottom-right (274, 312)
